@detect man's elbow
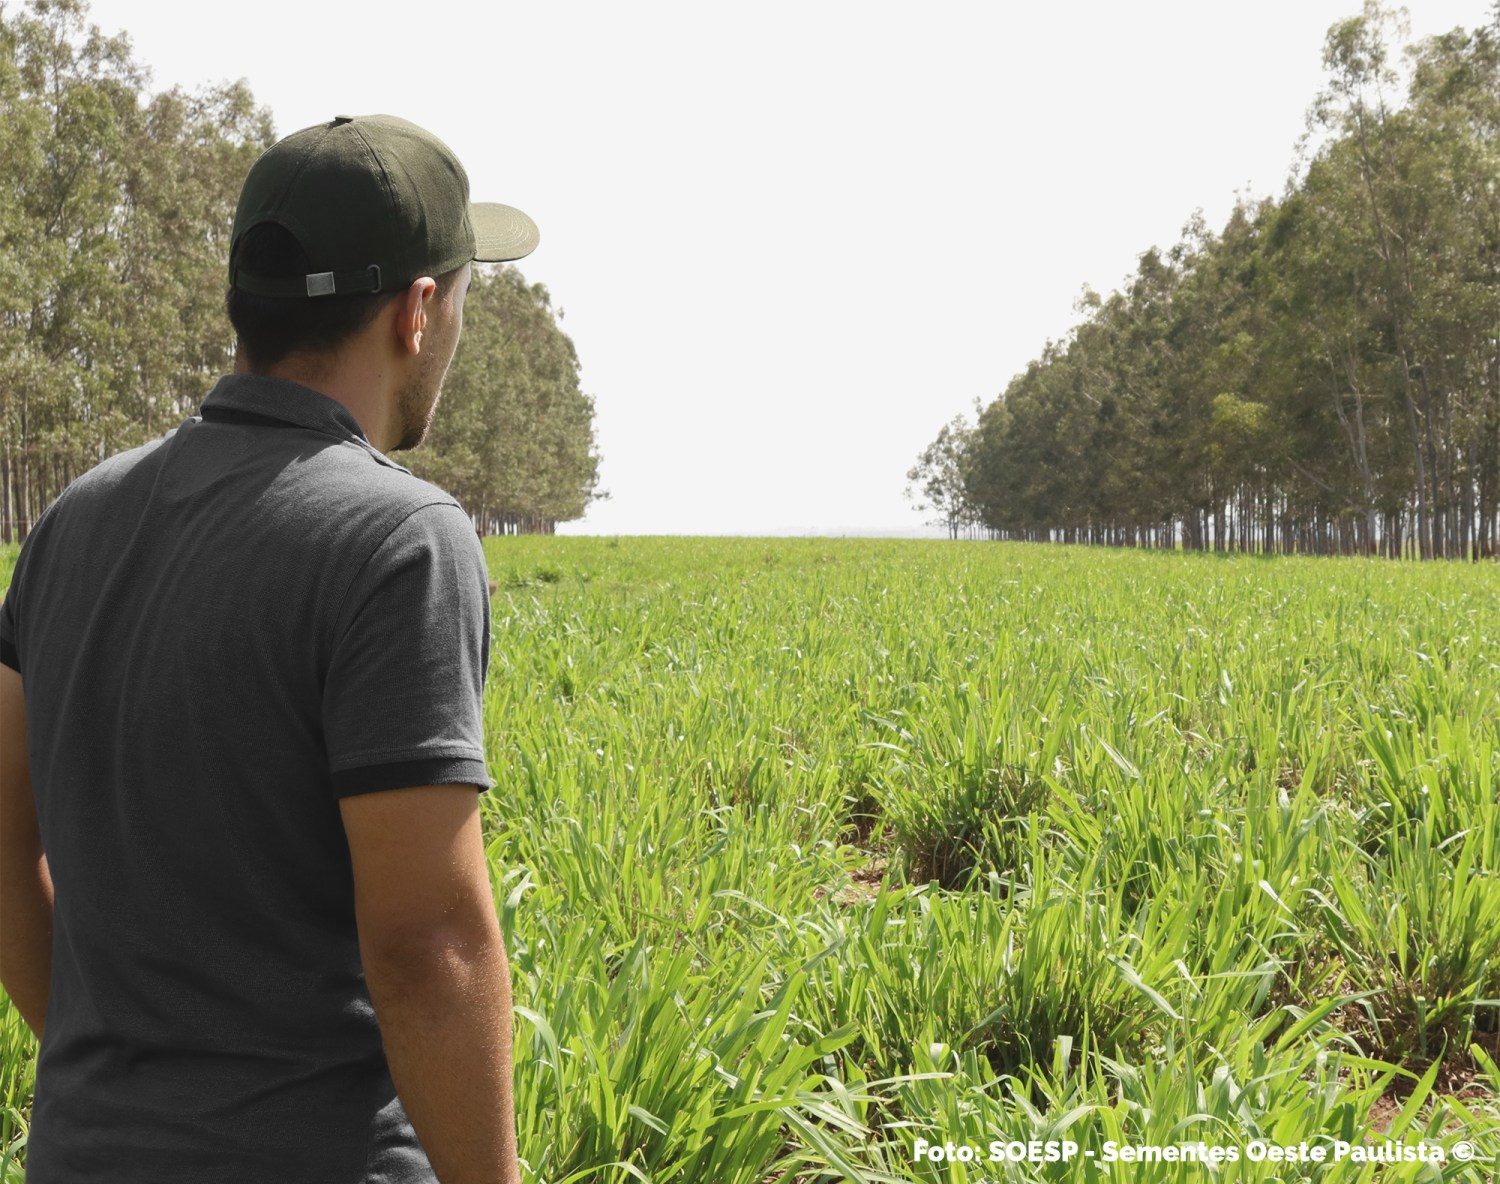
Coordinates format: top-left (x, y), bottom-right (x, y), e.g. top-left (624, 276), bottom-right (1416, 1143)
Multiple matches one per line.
top-left (360, 913), bottom-right (507, 991)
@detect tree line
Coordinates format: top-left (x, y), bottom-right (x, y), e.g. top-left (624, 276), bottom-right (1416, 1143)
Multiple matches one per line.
top-left (405, 266), bottom-right (604, 535)
top-left (908, 2), bottom-right (1499, 559)
top-left (0, 0), bottom-right (604, 544)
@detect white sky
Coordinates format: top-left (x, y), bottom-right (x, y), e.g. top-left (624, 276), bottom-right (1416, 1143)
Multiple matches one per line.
top-left (85, 0), bottom-right (1490, 536)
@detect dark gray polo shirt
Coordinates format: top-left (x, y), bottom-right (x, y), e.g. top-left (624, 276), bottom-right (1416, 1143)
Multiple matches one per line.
top-left (0, 372), bottom-right (494, 1183)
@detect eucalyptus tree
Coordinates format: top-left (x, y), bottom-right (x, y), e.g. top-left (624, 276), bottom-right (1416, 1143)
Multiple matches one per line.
top-left (905, 408), bottom-right (981, 539)
top-left (0, 0), bottom-right (271, 542)
top-left (406, 265), bottom-right (606, 535)
top-left (948, 1), bottom-right (1497, 559)
top-left (0, 0), bottom-right (602, 542)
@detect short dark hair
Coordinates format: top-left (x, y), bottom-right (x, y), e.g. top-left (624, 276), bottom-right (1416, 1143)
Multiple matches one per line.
top-left (225, 222), bottom-right (462, 372)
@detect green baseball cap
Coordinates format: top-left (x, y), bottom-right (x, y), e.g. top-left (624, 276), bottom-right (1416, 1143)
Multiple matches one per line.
top-left (230, 113), bottom-right (538, 299)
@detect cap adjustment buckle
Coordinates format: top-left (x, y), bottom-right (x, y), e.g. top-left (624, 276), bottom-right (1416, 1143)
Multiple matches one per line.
top-left (234, 262), bottom-right (383, 299)
top-left (305, 264), bottom-right (382, 298)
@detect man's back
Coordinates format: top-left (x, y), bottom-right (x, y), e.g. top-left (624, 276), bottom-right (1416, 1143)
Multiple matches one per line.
top-left (1, 372), bottom-right (494, 1182)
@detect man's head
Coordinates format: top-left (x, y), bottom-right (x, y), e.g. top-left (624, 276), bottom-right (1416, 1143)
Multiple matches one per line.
top-left (222, 114), bottom-right (535, 452)
top-left (225, 222), bottom-right (471, 450)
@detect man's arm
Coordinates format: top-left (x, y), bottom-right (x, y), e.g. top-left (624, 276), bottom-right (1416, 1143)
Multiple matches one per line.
top-left (0, 662), bottom-right (53, 1039)
top-left (339, 782), bottom-right (518, 1184)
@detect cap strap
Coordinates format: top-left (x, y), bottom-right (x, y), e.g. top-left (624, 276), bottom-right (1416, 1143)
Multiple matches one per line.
top-left (233, 263), bottom-right (384, 298)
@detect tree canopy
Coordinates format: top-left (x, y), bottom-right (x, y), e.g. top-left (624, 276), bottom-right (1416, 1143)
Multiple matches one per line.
top-left (917, 1), bottom-right (1499, 559)
top-left (405, 266), bottom-right (607, 536)
top-left (0, 0), bottom-right (603, 542)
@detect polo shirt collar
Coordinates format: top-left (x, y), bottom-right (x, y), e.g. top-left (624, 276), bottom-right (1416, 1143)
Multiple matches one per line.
top-left (198, 373), bottom-right (412, 474)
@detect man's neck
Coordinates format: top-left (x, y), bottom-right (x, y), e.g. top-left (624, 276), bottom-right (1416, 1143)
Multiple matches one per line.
top-left (232, 349), bottom-right (396, 451)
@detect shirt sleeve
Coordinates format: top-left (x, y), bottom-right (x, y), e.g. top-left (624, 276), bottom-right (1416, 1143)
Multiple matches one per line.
top-left (1, 519), bottom-right (43, 675)
top-left (322, 501), bottom-right (493, 797)
top-left (0, 583), bottom-right (18, 673)
top-left (1, 493), bottom-right (69, 675)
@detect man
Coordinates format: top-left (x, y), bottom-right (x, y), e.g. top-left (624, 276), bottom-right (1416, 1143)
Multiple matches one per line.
top-left (0, 113), bottom-right (536, 1184)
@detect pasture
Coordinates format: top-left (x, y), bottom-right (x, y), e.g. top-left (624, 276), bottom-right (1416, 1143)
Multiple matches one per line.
top-left (2, 537), bottom-right (1498, 1182)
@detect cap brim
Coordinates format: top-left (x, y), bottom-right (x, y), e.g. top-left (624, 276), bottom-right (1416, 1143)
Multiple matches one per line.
top-left (470, 202), bottom-right (539, 262)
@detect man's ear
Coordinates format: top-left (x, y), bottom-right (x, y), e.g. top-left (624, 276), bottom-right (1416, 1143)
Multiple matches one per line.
top-left (396, 277), bottom-right (438, 356)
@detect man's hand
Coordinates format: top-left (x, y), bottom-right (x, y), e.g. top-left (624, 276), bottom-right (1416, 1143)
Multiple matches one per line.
top-left (0, 662), bottom-right (53, 1039)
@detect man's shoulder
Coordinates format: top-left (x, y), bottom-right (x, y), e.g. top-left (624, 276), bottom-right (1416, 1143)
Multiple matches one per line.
top-left (306, 451), bottom-right (482, 572)
top-left (193, 413), bottom-right (470, 539)
top-left (72, 431), bottom-right (174, 486)
top-left (52, 423), bottom-right (471, 558)
top-left (338, 461), bottom-right (469, 540)
top-left (47, 422), bottom-right (423, 505)
top-left (32, 432), bottom-right (174, 523)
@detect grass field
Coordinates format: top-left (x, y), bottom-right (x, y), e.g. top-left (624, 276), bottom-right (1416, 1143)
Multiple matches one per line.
top-left (2, 537), bottom-right (1498, 1182)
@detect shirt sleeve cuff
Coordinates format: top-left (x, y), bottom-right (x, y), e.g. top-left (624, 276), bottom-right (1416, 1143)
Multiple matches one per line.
top-left (330, 755), bottom-right (493, 797)
top-left (0, 638), bottom-right (18, 672)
